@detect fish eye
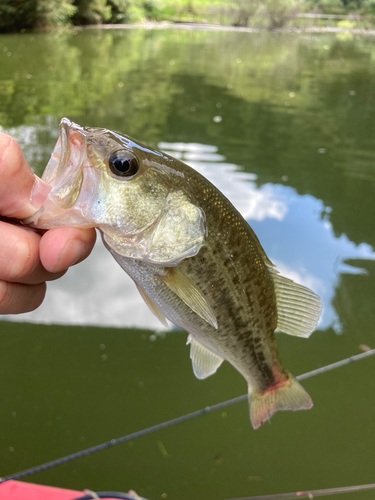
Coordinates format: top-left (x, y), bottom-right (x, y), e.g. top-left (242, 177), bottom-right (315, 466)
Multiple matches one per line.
top-left (109, 151), bottom-right (139, 178)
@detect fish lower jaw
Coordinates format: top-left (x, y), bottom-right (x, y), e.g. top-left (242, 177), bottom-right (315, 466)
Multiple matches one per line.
top-left (22, 206), bottom-right (45, 226)
top-left (24, 198), bottom-right (94, 229)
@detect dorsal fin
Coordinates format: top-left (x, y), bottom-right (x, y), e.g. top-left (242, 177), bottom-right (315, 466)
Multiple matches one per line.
top-left (187, 335), bottom-right (224, 379)
top-left (161, 267), bottom-right (218, 329)
top-left (270, 269), bottom-right (322, 338)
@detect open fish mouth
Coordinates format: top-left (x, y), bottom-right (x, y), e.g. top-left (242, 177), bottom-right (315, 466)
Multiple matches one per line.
top-left (24, 118), bottom-right (97, 228)
top-left (42, 118), bottom-right (86, 196)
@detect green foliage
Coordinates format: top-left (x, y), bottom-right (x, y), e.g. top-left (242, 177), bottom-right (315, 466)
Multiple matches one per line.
top-left (361, 0), bottom-right (375, 12)
top-left (0, 0), bottom-right (35, 31)
top-left (37, 0), bottom-right (77, 27)
top-left (0, 0), bottom-right (75, 31)
top-left (72, 0), bottom-right (112, 24)
top-left (225, 0), bottom-right (260, 27)
top-left (307, 0), bottom-right (375, 13)
top-left (307, 0), bottom-right (344, 13)
top-left (261, 0), bottom-right (303, 28)
top-left (105, 0), bottom-right (162, 23)
top-left (0, 0), bottom-right (162, 30)
top-left (1, 0), bottom-right (375, 32)
top-left (0, 0), bottom-right (36, 32)
top-left (106, 0), bottom-right (133, 23)
top-left (141, 0), bottom-right (162, 20)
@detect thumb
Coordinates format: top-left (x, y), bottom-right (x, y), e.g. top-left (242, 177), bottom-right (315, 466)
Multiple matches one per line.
top-left (0, 134), bottom-right (51, 219)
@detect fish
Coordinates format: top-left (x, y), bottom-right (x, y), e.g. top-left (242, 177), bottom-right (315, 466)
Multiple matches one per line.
top-left (26, 118), bottom-right (322, 429)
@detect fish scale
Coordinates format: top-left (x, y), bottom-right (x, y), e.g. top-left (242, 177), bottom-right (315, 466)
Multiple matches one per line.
top-left (108, 178), bottom-right (287, 395)
top-left (27, 118), bottom-right (322, 429)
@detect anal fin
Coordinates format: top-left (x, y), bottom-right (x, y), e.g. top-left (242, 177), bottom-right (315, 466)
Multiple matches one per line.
top-left (135, 282), bottom-right (169, 328)
top-left (249, 373), bottom-right (313, 429)
top-left (187, 335), bottom-right (224, 379)
top-left (161, 267), bottom-right (218, 329)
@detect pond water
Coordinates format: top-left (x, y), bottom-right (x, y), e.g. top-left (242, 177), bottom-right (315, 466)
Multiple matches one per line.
top-left (1, 27), bottom-right (375, 499)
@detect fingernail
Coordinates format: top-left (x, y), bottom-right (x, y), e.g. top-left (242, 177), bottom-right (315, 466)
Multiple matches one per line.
top-left (31, 176), bottom-right (51, 209)
top-left (54, 239), bottom-right (85, 273)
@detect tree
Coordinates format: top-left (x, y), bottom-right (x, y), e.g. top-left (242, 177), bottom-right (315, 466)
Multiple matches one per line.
top-left (72, 0), bottom-right (111, 24)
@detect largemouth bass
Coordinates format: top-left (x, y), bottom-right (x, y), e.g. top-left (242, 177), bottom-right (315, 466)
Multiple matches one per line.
top-left (27, 118), bottom-right (322, 429)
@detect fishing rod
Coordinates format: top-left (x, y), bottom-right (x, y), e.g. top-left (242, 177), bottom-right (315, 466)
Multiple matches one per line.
top-left (68, 482), bottom-right (375, 500)
top-left (222, 482), bottom-right (375, 500)
top-left (1, 348), bottom-right (374, 483)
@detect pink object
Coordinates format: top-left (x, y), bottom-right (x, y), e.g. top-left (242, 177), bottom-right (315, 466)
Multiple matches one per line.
top-left (0, 480), bottom-right (120, 499)
top-left (0, 480), bottom-right (81, 499)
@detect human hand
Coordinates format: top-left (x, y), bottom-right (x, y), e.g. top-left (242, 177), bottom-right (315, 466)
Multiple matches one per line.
top-left (0, 134), bottom-right (96, 314)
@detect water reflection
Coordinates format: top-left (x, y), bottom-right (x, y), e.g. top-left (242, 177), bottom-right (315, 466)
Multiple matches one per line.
top-left (4, 134), bottom-right (374, 333)
top-left (160, 141), bottom-right (288, 221)
top-left (2, 29), bottom-right (375, 499)
top-left (0, 119), bottom-right (59, 170)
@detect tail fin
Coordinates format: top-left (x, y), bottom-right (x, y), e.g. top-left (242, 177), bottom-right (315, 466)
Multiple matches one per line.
top-left (249, 374), bottom-right (313, 429)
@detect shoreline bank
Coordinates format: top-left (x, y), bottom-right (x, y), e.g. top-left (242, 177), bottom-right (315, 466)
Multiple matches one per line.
top-left (71, 21), bottom-right (375, 37)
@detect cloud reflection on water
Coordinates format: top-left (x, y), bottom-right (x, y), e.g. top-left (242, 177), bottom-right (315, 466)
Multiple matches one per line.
top-left (161, 141), bottom-right (288, 222)
top-left (3, 133), bottom-right (374, 333)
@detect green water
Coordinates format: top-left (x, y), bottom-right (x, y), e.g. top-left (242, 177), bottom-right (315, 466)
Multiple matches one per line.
top-left (1, 27), bottom-right (375, 499)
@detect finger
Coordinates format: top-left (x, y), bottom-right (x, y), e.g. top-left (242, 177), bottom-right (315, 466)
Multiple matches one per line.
top-left (0, 280), bottom-right (46, 314)
top-left (39, 227), bottom-right (97, 273)
top-left (0, 134), bottom-right (50, 219)
top-left (0, 221), bottom-right (66, 285)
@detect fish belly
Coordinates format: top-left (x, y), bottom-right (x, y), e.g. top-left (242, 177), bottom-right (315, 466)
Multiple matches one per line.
top-left (105, 235), bottom-right (312, 429)
top-left (180, 248), bottom-right (287, 390)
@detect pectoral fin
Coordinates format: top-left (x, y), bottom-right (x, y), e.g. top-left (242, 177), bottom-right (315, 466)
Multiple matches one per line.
top-left (187, 335), bottom-right (224, 379)
top-left (161, 267), bottom-right (218, 329)
top-left (270, 270), bottom-right (322, 338)
top-left (135, 282), bottom-right (169, 328)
